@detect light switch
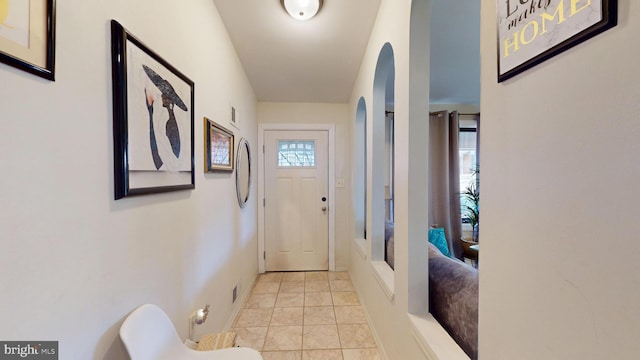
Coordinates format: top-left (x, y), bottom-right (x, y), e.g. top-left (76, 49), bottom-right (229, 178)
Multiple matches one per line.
top-left (336, 178), bottom-right (345, 188)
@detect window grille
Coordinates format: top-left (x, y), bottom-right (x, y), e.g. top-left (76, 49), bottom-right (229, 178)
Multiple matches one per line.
top-left (278, 141), bottom-right (316, 167)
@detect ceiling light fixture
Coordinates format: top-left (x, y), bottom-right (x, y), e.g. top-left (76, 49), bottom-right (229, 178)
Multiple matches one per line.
top-left (281, 0), bottom-right (324, 21)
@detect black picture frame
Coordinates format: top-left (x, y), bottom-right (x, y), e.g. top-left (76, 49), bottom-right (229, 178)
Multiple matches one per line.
top-left (0, 0), bottom-right (56, 80)
top-left (497, 0), bottom-right (617, 82)
top-left (111, 20), bottom-right (195, 200)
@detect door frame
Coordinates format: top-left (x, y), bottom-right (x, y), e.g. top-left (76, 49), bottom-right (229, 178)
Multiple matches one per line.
top-left (258, 123), bottom-right (336, 273)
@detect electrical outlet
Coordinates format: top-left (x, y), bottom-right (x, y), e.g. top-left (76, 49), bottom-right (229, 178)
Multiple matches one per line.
top-left (232, 285), bottom-right (238, 303)
top-left (336, 178), bottom-right (345, 188)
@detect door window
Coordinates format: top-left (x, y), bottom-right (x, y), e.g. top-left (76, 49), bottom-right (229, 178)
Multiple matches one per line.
top-left (278, 140), bottom-right (316, 167)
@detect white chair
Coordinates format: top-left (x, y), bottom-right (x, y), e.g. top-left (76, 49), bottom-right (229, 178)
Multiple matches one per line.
top-left (120, 304), bottom-right (263, 360)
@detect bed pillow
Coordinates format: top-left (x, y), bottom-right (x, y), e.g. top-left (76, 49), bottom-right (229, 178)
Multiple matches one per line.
top-left (428, 227), bottom-right (450, 257)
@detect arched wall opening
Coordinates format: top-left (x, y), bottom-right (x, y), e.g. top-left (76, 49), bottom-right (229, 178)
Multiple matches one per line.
top-left (354, 96), bottom-right (367, 240)
top-left (371, 42), bottom-right (395, 264)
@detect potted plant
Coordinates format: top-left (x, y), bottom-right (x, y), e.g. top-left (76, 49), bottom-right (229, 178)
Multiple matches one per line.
top-left (460, 168), bottom-right (479, 260)
top-left (461, 181), bottom-right (479, 241)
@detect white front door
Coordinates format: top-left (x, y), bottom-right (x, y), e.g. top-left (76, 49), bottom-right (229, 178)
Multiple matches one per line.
top-left (264, 130), bottom-right (329, 271)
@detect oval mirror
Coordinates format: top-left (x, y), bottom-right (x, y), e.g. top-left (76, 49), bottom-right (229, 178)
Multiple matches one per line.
top-left (236, 138), bottom-right (251, 208)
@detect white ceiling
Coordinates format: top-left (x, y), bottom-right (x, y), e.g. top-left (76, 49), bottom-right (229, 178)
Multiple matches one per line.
top-left (213, 0), bottom-right (381, 103)
top-left (213, 0), bottom-right (480, 105)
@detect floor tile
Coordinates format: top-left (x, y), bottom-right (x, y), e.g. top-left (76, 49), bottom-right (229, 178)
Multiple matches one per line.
top-left (275, 293), bottom-right (305, 308)
top-left (337, 324), bottom-right (377, 349)
top-left (282, 272), bottom-right (306, 282)
top-left (303, 349), bottom-right (343, 360)
top-left (263, 326), bottom-right (303, 351)
top-left (304, 306), bottom-right (336, 325)
top-left (331, 292), bottom-right (360, 306)
top-left (304, 292), bottom-right (333, 307)
top-left (305, 280), bottom-right (330, 292)
top-left (328, 271), bottom-right (350, 281)
top-left (259, 272), bottom-right (284, 283)
top-left (254, 282), bottom-right (281, 294)
top-left (235, 308), bottom-right (273, 327)
top-left (342, 348), bottom-right (381, 360)
top-left (271, 307), bottom-right (304, 326)
top-left (239, 272), bottom-right (380, 357)
top-left (305, 272), bottom-right (329, 281)
top-left (232, 327), bottom-right (268, 351)
top-left (329, 280), bottom-right (355, 292)
top-left (261, 351), bottom-right (302, 360)
top-left (334, 306), bottom-right (367, 324)
top-left (303, 325), bottom-right (341, 350)
top-left (245, 293), bottom-right (278, 308)
top-left (279, 281), bottom-right (305, 293)
top-left (263, 326), bottom-right (302, 351)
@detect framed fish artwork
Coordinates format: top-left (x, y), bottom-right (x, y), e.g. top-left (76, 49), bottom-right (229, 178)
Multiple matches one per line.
top-left (111, 20), bottom-right (195, 200)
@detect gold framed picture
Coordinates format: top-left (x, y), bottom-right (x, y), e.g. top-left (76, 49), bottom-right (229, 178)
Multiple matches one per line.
top-left (204, 117), bottom-right (234, 172)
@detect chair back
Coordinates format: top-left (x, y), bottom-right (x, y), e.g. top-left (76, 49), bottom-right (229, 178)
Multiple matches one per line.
top-left (120, 304), bottom-right (184, 360)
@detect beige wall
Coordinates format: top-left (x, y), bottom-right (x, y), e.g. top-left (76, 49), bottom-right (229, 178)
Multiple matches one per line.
top-left (480, 0), bottom-right (640, 359)
top-left (0, 0), bottom-right (258, 358)
top-left (257, 102), bottom-right (351, 270)
top-left (347, 0), bottom-right (434, 359)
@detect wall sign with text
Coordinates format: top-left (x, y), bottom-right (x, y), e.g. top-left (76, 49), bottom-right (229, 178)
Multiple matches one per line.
top-left (498, 0), bottom-right (617, 82)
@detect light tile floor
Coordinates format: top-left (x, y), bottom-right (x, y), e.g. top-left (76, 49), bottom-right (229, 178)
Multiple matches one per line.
top-left (232, 271), bottom-right (382, 360)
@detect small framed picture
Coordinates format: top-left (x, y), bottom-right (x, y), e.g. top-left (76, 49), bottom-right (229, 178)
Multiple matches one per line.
top-left (204, 117), bottom-right (234, 172)
top-left (0, 0), bottom-right (56, 80)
